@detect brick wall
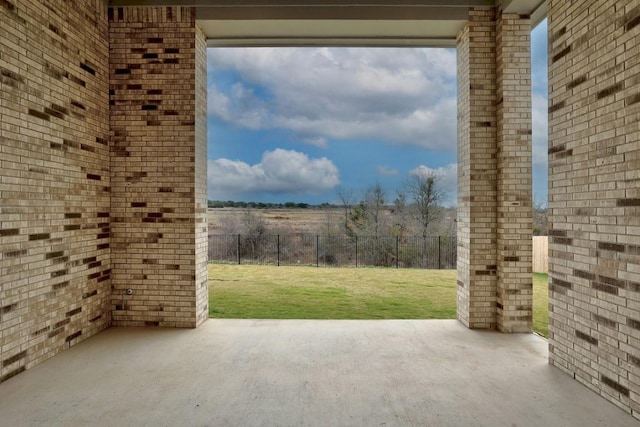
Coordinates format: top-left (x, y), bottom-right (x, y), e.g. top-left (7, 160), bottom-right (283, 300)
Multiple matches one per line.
top-left (195, 25), bottom-right (209, 326)
top-left (548, 0), bottom-right (640, 419)
top-left (1, 2), bottom-right (207, 383)
top-left (495, 12), bottom-right (532, 333)
top-left (1, 0), bottom-right (110, 382)
top-left (109, 6), bottom-right (208, 327)
top-left (457, 7), bottom-right (532, 332)
top-left (457, 8), bottom-right (499, 329)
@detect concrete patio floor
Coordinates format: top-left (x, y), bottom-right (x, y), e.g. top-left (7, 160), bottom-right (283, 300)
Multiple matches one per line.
top-left (0, 319), bottom-right (636, 427)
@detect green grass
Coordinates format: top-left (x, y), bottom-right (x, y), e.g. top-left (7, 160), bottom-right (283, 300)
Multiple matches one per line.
top-left (532, 272), bottom-right (549, 337)
top-left (208, 265), bottom-right (549, 336)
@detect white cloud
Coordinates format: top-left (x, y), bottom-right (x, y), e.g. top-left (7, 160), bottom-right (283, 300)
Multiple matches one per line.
top-left (377, 166), bottom-right (399, 176)
top-left (410, 163), bottom-right (458, 206)
top-left (301, 136), bottom-right (328, 148)
top-left (532, 92), bottom-right (548, 165)
top-left (207, 47), bottom-right (457, 151)
top-left (207, 83), bottom-right (232, 121)
top-left (208, 148), bottom-right (340, 199)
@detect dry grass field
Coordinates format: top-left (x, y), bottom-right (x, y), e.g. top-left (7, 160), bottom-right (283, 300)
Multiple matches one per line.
top-left (208, 206), bottom-right (457, 236)
top-left (208, 208), bottom-right (344, 234)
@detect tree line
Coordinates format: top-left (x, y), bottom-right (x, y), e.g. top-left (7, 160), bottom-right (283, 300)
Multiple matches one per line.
top-left (208, 200), bottom-right (315, 209)
top-left (208, 171), bottom-right (456, 268)
top-left (212, 171), bottom-right (456, 239)
top-left (209, 168), bottom-right (548, 237)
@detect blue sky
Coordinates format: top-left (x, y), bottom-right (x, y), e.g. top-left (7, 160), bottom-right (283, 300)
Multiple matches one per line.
top-left (207, 20), bottom-right (548, 206)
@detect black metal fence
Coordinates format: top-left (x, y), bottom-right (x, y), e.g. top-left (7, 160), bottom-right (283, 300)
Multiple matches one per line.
top-left (208, 234), bottom-right (456, 269)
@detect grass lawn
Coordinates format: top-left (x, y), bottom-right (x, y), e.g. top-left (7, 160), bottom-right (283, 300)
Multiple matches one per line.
top-left (532, 272), bottom-right (549, 337)
top-left (208, 264), bottom-right (550, 336)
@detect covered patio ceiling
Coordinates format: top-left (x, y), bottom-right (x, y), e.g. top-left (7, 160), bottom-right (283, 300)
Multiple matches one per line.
top-left (108, 0), bottom-right (547, 47)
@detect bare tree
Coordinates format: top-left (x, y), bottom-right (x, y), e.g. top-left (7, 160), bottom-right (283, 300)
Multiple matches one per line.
top-left (238, 208), bottom-right (269, 258)
top-left (336, 187), bottom-right (355, 232)
top-left (404, 170), bottom-right (444, 238)
top-left (366, 182), bottom-right (386, 236)
top-left (533, 196), bottom-right (548, 236)
top-left (391, 191), bottom-right (409, 237)
top-left (350, 182), bottom-right (387, 236)
top-left (240, 208), bottom-right (266, 235)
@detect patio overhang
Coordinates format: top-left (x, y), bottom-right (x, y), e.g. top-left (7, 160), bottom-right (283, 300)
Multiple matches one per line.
top-left (108, 0), bottom-right (547, 47)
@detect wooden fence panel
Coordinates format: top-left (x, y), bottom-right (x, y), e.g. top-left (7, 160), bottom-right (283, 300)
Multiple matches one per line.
top-left (532, 236), bottom-right (548, 273)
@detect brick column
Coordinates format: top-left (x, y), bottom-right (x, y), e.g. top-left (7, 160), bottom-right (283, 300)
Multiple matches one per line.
top-left (109, 6), bottom-right (208, 327)
top-left (456, 8), bottom-right (499, 329)
top-left (496, 12), bottom-right (533, 333)
top-left (456, 7), bottom-right (532, 331)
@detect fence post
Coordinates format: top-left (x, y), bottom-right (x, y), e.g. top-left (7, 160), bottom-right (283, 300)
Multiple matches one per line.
top-left (277, 234), bottom-right (280, 266)
top-left (316, 235), bottom-right (319, 267)
top-left (355, 236), bottom-right (358, 268)
top-left (237, 234), bottom-right (241, 265)
top-left (438, 236), bottom-right (441, 269)
top-left (396, 235), bottom-right (399, 269)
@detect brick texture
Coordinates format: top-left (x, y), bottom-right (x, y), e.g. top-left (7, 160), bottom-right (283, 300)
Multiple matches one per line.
top-left (1, 0), bottom-right (111, 382)
top-left (456, 8), bottom-right (499, 329)
top-left (548, 0), bottom-right (640, 420)
top-left (496, 12), bottom-right (533, 333)
top-left (457, 7), bottom-right (532, 331)
top-left (109, 6), bottom-right (208, 327)
top-left (1, 2), bottom-right (207, 383)
top-left (195, 25), bottom-right (209, 326)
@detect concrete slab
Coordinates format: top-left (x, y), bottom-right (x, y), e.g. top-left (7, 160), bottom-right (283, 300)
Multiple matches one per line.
top-left (0, 319), bottom-right (636, 426)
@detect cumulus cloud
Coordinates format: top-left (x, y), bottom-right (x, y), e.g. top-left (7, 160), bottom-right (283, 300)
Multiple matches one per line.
top-left (410, 163), bottom-right (458, 205)
top-left (207, 47), bottom-right (457, 151)
top-left (377, 166), bottom-right (399, 176)
top-left (208, 148), bottom-right (340, 199)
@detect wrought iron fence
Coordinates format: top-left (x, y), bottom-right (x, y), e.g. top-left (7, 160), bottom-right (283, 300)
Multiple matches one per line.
top-left (208, 234), bottom-right (456, 269)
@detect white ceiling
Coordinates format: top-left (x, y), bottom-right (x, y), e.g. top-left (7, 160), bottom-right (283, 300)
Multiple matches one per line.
top-left (108, 1), bottom-right (547, 47)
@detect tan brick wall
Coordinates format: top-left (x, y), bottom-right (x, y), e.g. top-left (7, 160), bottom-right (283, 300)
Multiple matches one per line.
top-left (457, 7), bottom-right (532, 332)
top-left (496, 12), bottom-right (533, 333)
top-left (457, 8), bottom-right (499, 329)
top-left (195, 24), bottom-right (209, 326)
top-left (548, 0), bottom-right (640, 419)
top-left (109, 6), bottom-right (208, 328)
top-left (456, 23), bottom-right (472, 327)
top-left (1, 0), bottom-right (110, 382)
